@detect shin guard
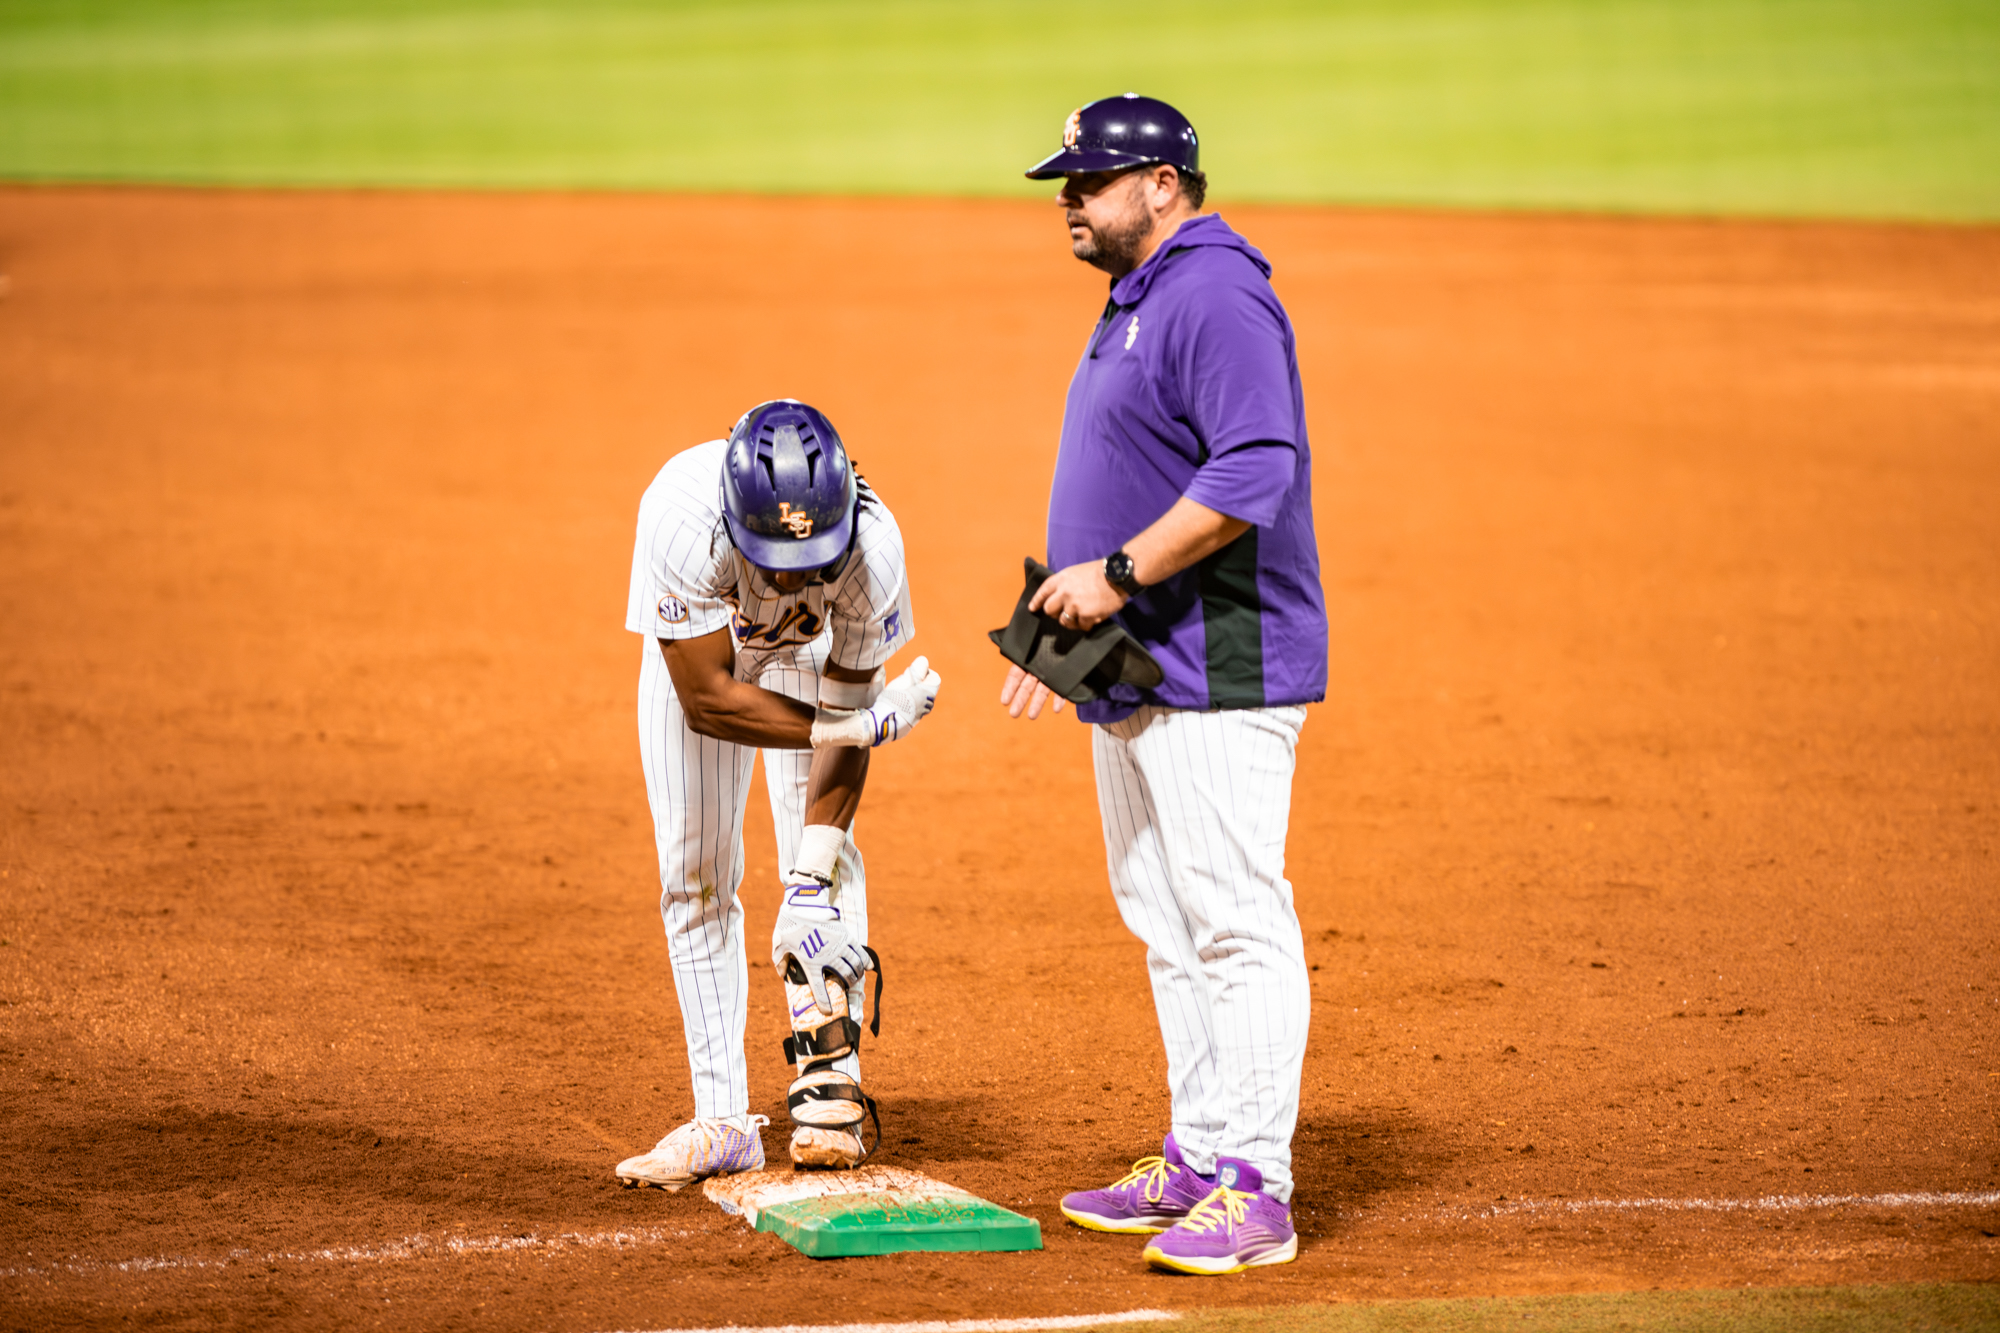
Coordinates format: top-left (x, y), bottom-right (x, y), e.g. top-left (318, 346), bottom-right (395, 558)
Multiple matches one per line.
top-left (781, 952), bottom-right (882, 1165)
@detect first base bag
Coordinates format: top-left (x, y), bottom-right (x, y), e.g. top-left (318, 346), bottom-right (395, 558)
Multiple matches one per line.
top-left (988, 558), bottom-right (1165, 705)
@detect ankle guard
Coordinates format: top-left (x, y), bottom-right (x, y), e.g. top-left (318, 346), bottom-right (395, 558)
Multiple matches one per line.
top-left (780, 947), bottom-right (883, 1161)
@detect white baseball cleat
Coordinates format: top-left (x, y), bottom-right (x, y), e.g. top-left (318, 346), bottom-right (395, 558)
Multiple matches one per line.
top-left (616, 1116), bottom-right (769, 1191)
top-left (790, 1124), bottom-right (867, 1170)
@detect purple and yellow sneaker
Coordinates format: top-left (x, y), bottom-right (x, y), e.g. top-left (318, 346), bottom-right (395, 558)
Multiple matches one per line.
top-left (1059, 1134), bottom-right (1215, 1234)
top-left (1142, 1157), bottom-right (1298, 1274)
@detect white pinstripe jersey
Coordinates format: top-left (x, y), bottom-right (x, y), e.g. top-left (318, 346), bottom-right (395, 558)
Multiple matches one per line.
top-left (624, 440), bottom-right (915, 677)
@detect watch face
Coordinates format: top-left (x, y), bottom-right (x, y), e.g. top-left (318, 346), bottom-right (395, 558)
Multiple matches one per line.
top-left (1105, 551), bottom-right (1139, 592)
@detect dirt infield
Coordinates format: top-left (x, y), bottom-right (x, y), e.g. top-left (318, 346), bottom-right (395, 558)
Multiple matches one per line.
top-left (0, 186), bottom-right (1995, 1331)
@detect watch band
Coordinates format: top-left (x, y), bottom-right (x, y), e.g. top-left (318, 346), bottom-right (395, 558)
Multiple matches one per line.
top-left (1103, 549), bottom-right (1144, 597)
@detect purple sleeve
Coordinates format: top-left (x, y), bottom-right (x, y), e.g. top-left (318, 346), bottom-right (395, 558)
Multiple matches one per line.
top-left (1182, 438), bottom-right (1298, 526)
top-left (1173, 273), bottom-right (1301, 526)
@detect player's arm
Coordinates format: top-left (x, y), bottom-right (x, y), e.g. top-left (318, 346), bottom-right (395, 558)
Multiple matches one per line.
top-left (655, 631), bottom-right (889, 762)
top-left (779, 649), bottom-right (939, 1017)
top-left (664, 626), bottom-right (892, 1015)
top-left (658, 632), bottom-right (929, 826)
top-left (663, 626), bottom-right (938, 746)
top-left (658, 629), bottom-right (815, 748)
top-left (802, 663), bottom-right (875, 831)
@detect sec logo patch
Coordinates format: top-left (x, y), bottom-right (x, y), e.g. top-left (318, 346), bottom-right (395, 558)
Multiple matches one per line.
top-left (657, 594), bottom-right (689, 625)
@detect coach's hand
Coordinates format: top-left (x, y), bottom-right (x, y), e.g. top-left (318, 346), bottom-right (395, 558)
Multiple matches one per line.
top-left (1000, 663), bottom-right (1064, 720)
top-left (1029, 559), bottom-right (1128, 632)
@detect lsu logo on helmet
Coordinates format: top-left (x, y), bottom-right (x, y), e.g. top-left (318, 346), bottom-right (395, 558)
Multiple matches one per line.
top-left (777, 502), bottom-right (814, 539)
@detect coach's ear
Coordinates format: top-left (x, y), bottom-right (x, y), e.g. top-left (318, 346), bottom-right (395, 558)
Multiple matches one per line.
top-left (1144, 163), bottom-right (1186, 212)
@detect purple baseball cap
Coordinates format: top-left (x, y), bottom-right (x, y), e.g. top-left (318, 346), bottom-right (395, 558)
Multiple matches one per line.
top-left (1024, 93), bottom-right (1200, 180)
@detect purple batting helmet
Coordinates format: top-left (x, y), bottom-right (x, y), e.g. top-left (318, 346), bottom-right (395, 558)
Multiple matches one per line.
top-left (719, 399), bottom-right (858, 572)
top-left (1024, 93), bottom-right (1199, 180)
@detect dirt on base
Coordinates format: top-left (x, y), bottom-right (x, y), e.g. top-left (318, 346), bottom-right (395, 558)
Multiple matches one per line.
top-left (0, 186), bottom-right (1995, 1331)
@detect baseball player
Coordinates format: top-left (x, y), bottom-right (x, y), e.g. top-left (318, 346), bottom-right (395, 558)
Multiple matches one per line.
top-left (1002, 95), bottom-right (1328, 1274)
top-left (616, 398), bottom-right (940, 1189)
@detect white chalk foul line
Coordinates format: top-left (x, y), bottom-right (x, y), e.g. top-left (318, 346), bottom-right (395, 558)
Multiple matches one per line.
top-left (1442, 1188), bottom-right (2000, 1221)
top-left (600, 1316), bottom-right (1180, 1333)
top-left (6, 1188), bottom-right (1996, 1284)
top-left (1392, 1184), bottom-right (2000, 1216)
top-left (0, 1225), bottom-right (692, 1280)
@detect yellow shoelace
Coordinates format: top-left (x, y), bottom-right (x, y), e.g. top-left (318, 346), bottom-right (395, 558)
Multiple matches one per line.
top-left (1110, 1155), bottom-right (1174, 1203)
top-left (1178, 1184), bottom-right (1252, 1234)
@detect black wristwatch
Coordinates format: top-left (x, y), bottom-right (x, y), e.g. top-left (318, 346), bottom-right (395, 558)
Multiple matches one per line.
top-left (1103, 549), bottom-right (1144, 598)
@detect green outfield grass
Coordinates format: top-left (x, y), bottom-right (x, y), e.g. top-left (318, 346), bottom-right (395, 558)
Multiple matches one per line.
top-left (1099, 1284), bottom-right (2000, 1333)
top-left (2, 0), bottom-right (1997, 214)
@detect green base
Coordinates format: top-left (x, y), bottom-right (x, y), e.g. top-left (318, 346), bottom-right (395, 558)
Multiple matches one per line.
top-left (754, 1192), bottom-right (1043, 1258)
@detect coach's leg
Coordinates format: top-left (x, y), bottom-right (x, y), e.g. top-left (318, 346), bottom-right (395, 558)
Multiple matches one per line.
top-left (1129, 705), bottom-right (1310, 1202)
top-left (1092, 707), bottom-right (1228, 1169)
top-left (637, 640), bottom-right (758, 1123)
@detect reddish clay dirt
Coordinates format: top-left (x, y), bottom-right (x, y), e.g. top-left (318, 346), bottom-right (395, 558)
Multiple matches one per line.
top-left (0, 187), bottom-right (1995, 1331)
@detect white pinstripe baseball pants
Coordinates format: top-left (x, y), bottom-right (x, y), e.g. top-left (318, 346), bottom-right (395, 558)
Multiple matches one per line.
top-left (1092, 704), bottom-right (1310, 1203)
top-left (636, 639), bottom-right (868, 1121)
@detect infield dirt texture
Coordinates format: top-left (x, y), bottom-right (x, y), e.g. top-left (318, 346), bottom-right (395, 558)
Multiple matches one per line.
top-left (0, 184), bottom-right (1995, 1329)
top-left (3, 6), bottom-right (2000, 1329)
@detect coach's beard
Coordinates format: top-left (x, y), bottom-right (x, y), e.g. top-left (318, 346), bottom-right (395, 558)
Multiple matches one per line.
top-left (1070, 206), bottom-right (1155, 278)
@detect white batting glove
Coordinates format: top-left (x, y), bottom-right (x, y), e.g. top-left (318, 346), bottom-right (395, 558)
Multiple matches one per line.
top-left (771, 882), bottom-right (872, 1015)
top-left (810, 656), bottom-right (941, 748)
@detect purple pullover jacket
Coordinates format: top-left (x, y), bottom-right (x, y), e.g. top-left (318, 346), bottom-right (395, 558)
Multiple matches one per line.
top-left (1048, 212), bottom-right (1329, 723)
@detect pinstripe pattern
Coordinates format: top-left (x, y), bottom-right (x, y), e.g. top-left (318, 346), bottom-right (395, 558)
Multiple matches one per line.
top-left (1091, 704), bottom-right (1310, 1203)
top-left (629, 440), bottom-right (906, 1121)
top-left (636, 626), bottom-right (873, 1116)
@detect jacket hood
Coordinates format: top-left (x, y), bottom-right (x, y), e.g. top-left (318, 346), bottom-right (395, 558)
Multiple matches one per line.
top-left (1110, 213), bottom-right (1271, 305)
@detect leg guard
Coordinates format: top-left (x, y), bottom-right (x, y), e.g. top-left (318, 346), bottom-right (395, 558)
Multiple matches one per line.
top-left (781, 950), bottom-right (883, 1168)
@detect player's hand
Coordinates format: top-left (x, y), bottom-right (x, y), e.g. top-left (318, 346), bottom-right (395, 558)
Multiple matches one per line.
top-left (1028, 560), bottom-right (1128, 631)
top-left (1000, 663), bottom-right (1064, 719)
top-left (810, 656), bottom-right (941, 747)
top-left (771, 882), bottom-right (872, 1015)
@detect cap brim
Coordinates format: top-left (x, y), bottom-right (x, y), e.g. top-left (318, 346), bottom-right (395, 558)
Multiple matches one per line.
top-left (725, 514), bottom-right (855, 573)
top-left (1023, 147), bottom-right (1159, 180)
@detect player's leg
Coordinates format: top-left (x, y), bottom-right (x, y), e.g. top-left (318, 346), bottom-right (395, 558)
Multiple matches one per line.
top-left (761, 644), bottom-right (874, 1167)
top-left (617, 640), bottom-right (767, 1190)
top-left (1059, 706), bottom-right (1225, 1232)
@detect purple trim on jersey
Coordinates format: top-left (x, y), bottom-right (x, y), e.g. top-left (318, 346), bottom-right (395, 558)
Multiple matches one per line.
top-left (1046, 213), bottom-right (1328, 722)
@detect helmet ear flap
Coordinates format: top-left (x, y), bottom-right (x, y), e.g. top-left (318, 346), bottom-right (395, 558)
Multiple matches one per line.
top-left (813, 517), bottom-right (864, 584)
